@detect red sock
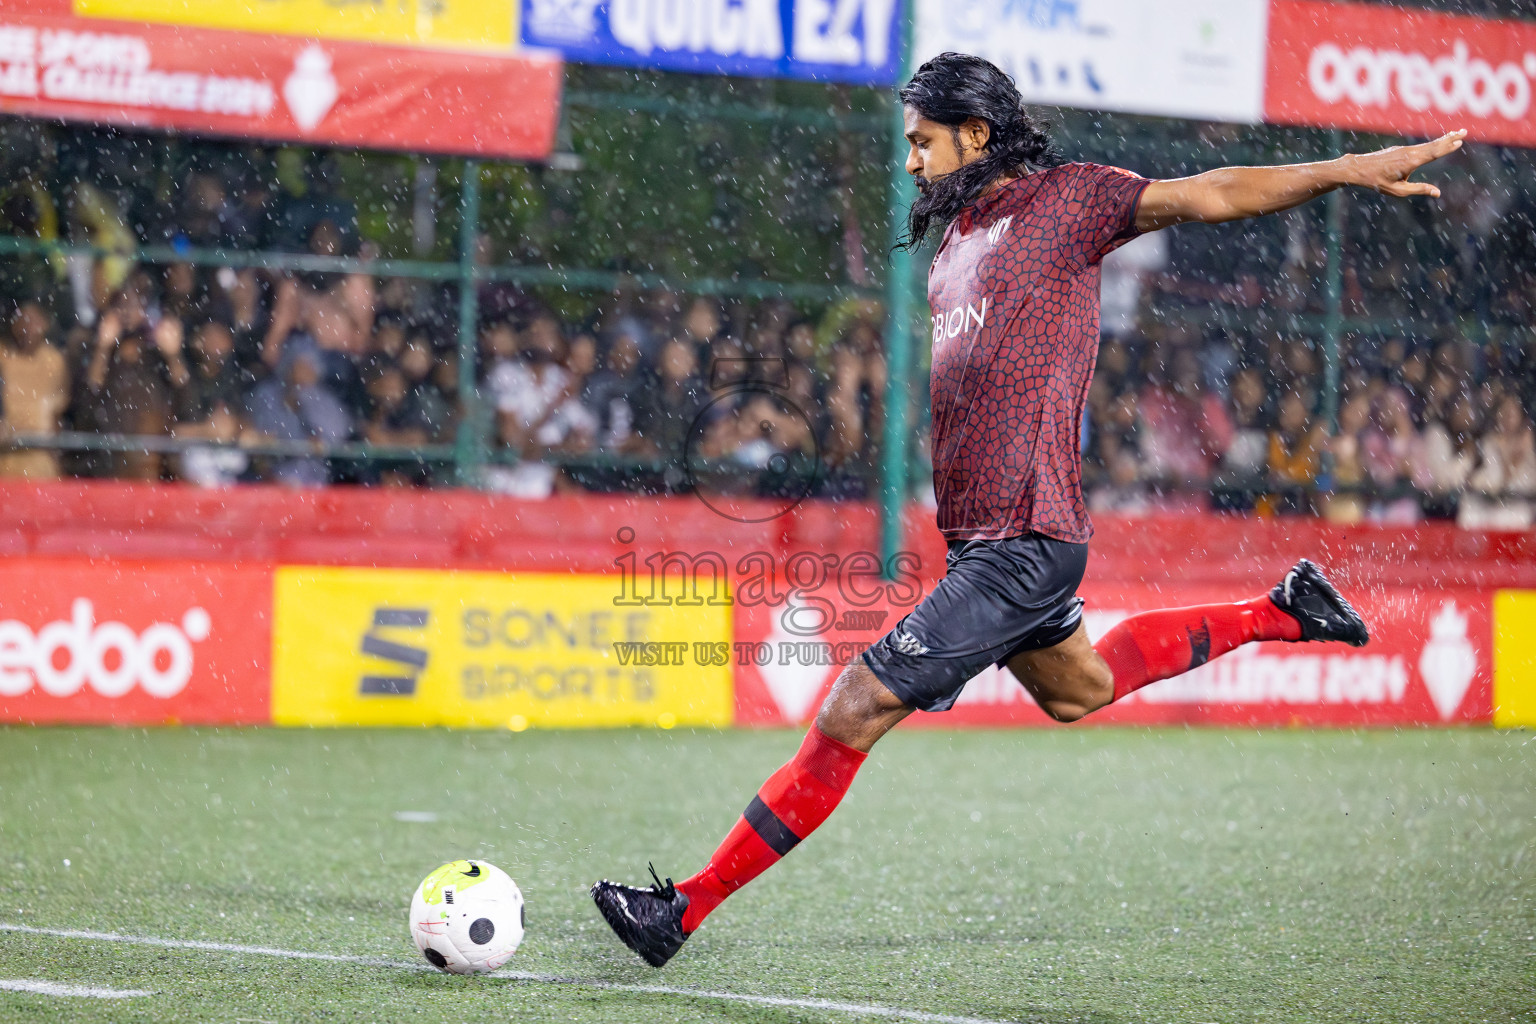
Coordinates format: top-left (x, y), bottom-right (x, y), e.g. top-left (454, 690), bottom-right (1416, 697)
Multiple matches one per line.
top-left (1095, 595), bottom-right (1302, 703)
top-left (676, 724), bottom-right (866, 932)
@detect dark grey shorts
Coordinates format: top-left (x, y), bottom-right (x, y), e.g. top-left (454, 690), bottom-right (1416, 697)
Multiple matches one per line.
top-left (862, 533), bottom-right (1088, 713)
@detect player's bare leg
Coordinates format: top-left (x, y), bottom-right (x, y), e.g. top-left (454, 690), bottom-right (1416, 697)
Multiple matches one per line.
top-left (589, 661), bottom-right (911, 966)
top-left (1005, 622), bottom-right (1113, 722)
top-left (814, 659), bottom-right (913, 751)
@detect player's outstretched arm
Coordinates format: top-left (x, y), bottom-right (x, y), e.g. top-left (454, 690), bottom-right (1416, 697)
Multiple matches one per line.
top-left (1133, 130), bottom-right (1467, 232)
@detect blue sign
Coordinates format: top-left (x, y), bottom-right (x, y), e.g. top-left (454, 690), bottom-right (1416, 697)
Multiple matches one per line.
top-left (521, 0), bottom-right (903, 85)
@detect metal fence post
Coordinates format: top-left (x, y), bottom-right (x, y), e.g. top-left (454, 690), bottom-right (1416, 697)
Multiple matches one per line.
top-left (879, 10), bottom-right (916, 578)
top-left (1321, 130), bottom-right (1344, 435)
top-left (455, 158), bottom-right (483, 487)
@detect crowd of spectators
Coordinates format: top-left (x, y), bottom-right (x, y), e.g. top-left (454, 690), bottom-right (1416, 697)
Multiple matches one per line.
top-left (472, 292), bottom-right (888, 500)
top-left (1, 123), bottom-right (1534, 529)
top-left (0, 271), bottom-right (891, 498)
top-left (1076, 129), bottom-right (1536, 528)
top-left (1082, 307), bottom-right (1536, 530)
top-left (0, 126), bottom-right (891, 497)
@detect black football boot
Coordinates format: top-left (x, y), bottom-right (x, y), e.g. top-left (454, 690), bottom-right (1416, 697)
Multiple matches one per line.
top-left (1269, 558), bottom-right (1370, 647)
top-left (590, 864), bottom-right (691, 967)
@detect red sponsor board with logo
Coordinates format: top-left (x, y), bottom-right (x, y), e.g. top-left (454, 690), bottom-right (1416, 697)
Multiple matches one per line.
top-left (733, 580), bottom-right (1491, 728)
top-left (1264, 0), bottom-right (1536, 146)
top-left (0, 9), bottom-right (560, 159)
top-left (732, 581), bottom-right (917, 728)
top-left (0, 559), bottom-right (271, 725)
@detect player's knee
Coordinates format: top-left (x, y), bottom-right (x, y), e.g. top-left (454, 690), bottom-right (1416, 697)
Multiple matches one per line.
top-left (1040, 699), bottom-right (1090, 723)
top-left (1032, 664), bottom-right (1112, 723)
top-left (818, 665), bottom-right (894, 724)
top-left (1084, 662), bottom-right (1114, 708)
top-left (815, 700), bottom-right (867, 740)
top-left (815, 661), bottom-right (910, 749)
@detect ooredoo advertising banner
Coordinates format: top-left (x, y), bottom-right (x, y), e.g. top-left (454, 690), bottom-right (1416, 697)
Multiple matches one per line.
top-left (1265, 0), bottom-right (1536, 146)
top-left (520, 0), bottom-right (903, 84)
top-left (0, 559), bottom-right (272, 725)
top-left (913, 0), bottom-right (1269, 123)
top-left (0, 9), bottom-right (561, 159)
top-left (734, 579), bottom-right (1493, 728)
top-left (271, 567), bottom-right (733, 728)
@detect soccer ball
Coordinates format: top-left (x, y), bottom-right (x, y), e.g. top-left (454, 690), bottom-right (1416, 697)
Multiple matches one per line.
top-left (409, 859), bottom-right (525, 974)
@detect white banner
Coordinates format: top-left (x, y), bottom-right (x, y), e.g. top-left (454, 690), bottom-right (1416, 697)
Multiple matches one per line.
top-left (913, 0), bottom-right (1268, 124)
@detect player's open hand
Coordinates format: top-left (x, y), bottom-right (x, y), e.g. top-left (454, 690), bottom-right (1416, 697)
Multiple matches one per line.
top-left (1349, 130), bottom-right (1466, 198)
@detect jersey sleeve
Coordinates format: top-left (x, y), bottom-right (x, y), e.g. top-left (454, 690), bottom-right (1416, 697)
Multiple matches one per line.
top-left (1053, 162), bottom-right (1153, 270)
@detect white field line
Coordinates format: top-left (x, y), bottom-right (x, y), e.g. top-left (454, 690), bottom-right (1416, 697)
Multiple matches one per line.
top-left (0, 979), bottom-right (153, 998)
top-left (0, 922), bottom-right (1011, 1024)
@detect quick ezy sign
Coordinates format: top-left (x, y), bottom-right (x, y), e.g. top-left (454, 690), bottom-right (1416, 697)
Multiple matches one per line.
top-left (521, 0), bottom-right (903, 85)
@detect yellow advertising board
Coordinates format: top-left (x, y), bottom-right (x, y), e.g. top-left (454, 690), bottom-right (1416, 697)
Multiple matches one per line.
top-left (1493, 590), bottom-right (1536, 728)
top-left (272, 567), bottom-right (732, 728)
top-left (75, 0), bottom-right (516, 52)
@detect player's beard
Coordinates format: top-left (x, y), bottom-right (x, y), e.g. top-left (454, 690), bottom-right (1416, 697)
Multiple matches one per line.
top-left (904, 160), bottom-right (1007, 251)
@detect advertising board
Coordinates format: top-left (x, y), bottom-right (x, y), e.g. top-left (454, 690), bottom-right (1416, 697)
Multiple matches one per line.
top-left (734, 578), bottom-right (1492, 728)
top-left (1265, 0), bottom-right (1536, 146)
top-left (1493, 590), bottom-right (1536, 728)
top-left (912, 0), bottom-right (1269, 123)
top-left (0, 10), bottom-right (560, 159)
top-left (0, 559), bottom-right (272, 725)
top-left (73, 0), bottom-right (517, 52)
top-left (520, 0), bottom-right (902, 84)
top-left (272, 567), bottom-right (733, 728)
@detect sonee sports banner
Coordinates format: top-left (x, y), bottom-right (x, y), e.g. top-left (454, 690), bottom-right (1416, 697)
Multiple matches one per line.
top-left (271, 566), bottom-right (732, 729)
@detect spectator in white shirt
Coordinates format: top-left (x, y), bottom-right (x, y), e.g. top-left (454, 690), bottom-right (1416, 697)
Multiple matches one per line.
top-left (1460, 393), bottom-right (1536, 530)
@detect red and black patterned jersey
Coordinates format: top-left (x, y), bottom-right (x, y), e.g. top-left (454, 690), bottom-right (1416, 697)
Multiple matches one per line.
top-left (926, 162), bottom-right (1152, 543)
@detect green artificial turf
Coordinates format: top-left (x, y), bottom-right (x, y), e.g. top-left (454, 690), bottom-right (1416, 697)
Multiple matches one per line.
top-left (0, 727), bottom-right (1531, 1023)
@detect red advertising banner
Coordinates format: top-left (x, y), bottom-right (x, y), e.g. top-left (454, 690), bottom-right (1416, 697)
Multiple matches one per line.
top-left (733, 580), bottom-right (1492, 728)
top-left (732, 569), bottom-right (921, 728)
top-left (0, 10), bottom-right (561, 159)
top-left (0, 559), bottom-right (272, 725)
top-left (1265, 0), bottom-right (1536, 146)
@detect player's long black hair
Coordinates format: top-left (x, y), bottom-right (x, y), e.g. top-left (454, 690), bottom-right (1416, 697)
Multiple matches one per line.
top-left (897, 52), bottom-right (1063, 251)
